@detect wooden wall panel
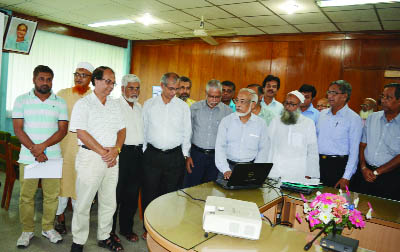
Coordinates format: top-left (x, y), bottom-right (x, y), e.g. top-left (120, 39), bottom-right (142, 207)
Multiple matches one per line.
top-left (131, 32), bottom-right (400, 111)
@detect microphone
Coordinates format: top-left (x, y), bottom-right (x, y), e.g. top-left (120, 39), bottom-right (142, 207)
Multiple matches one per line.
top-left (304, 219), bottom-right (335, 251)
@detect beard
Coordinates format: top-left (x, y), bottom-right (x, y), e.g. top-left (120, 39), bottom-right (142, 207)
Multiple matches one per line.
top-left (72, 84), bottom-right (90, 95)
top-left (35, 84), bottom-right (51, 94)
top-left (123, 94), bottom-right (138, 103)
top-left (280, 109), bottom-right (301, 125)
top-left (179, 93), bottom-right (189, 101)
top-left (235, 104), bottom-right (252, 117)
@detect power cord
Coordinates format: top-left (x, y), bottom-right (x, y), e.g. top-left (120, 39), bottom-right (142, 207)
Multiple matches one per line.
top-left (178, 189), bottom-right (206, 202)
top-left (261, 214), bottom-right (275, 227)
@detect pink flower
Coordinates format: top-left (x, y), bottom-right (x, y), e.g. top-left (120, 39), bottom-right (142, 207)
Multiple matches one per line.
top-left (308, 216), bottom-right (321, 228)
top-left (349, 213), bottom-right (365, 228)
top-left (345, 185), bottom-right (350, 197)
top-left (368, 202), bottom-right (373, 212)
top-left (296, 213), bottom-right (302, 224)
top-left (300, 193), bottom-right (308, 203)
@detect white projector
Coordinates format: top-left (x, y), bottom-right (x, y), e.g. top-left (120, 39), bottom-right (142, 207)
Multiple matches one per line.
top-left (202, 196), bottom-right (262, 240)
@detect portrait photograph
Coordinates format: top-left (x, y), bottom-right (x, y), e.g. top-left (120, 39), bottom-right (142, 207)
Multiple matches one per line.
top-left (3, 16), bottom-right (37, 54)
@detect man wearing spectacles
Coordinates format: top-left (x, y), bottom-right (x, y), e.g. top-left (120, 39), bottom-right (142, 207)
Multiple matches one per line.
top-left (141, 72), bottom-right (191, 240)
top-left (221, 80), bottom-right (236, 112)
top-left (316, 98), bottom-right (330, 112)
top-left (268, 91), bottom-right (319, 183)
top-left (184, 80), bottom-right (232, 188)
top-left (261, 75), bottom-right (283, 116)
top-left (247, 84), bottom-right (275, 126)
top-left (317, 80), bottom-right (363, 190)
top-left (54, 62), bottom-right (94, 235)
top-left (70, 66), bottom-right (126, 252)
top-left (358, 83), bottom-right (400, 201)
top-left (177, 76), bottom-right (196, 107)
top-left (359, 98), bottom-right (377, 125)
top-left (215, 88), bottom-right (269, 180)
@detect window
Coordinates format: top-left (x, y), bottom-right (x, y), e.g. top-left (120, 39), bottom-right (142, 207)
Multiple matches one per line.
top-left (6, 30), bottom-right (126, 111)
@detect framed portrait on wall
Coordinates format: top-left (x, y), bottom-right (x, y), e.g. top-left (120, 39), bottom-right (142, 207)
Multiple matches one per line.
top-left (3, 16), bottom-right (38, 54)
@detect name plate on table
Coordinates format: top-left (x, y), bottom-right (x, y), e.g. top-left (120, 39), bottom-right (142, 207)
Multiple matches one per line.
top-left (24, 158), bottom-right (63, 179)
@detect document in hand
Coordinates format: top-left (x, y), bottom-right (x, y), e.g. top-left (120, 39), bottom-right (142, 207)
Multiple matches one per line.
top-left (24, 158), bottom-right (63, 179)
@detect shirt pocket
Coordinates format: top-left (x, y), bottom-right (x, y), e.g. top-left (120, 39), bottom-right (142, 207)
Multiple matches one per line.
top-left (247, 133), bottom-right (260, 151)
top-left (332, 124), bottom-right (348, 140)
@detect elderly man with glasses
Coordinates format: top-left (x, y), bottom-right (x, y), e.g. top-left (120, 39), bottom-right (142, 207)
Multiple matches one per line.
top-left (215, 88), bottom-right (269, 180)
top-left (54, 62), bottom-right (94, 235)
top-left (268, 91), bottom-right (319, 183)
top-left (70, 66), bottom-right (126, 252)
top-left (317, 80), bottom-right (363, 190)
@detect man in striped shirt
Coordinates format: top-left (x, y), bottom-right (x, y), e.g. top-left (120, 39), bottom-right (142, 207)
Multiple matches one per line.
top-left (12, 65), bottom-right (68, 248)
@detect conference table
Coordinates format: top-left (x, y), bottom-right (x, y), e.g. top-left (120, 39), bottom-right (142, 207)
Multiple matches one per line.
top-left (144, 182), bottom-right (400, 252)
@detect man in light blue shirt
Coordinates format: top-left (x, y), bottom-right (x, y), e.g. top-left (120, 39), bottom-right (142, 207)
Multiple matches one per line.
top-left (359, 83), bottom-right (400, 201)
top-left (317, 80), bottom-right (363, 189)
top-left (299, 84), bottom-right (319, 125)
top-left (215, 88), bottom-right (269, 179)
top-left (261, 75), bottom-right (283, 116)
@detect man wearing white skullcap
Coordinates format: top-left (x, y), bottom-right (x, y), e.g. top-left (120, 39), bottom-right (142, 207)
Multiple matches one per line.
top-left (54, 62), bottom-right (94, 234)
top-left (267, 90), bottom-right (320, 184)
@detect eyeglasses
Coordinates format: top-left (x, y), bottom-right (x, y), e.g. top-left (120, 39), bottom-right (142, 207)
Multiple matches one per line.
top-left (380, 94), bottom-right (394, 101)
top-left (100, 79), bottom-right (116, 86)
top-left (126, 86), bottom-right (140, 91)
top-left (316, 105), bottom-right (329, 109)
top-left (283, 101), bottom-right (299, 107)
top-left (73, 72), bottom-right (91, 79)
top-left (326, 90), bottom-right (344, 96)
top-left (233, 98), bottom-right (251, 105)
top-left (207, 95), bottom-right (221, 100)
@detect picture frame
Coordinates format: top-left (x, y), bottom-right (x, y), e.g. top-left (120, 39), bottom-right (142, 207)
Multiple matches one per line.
top-left (1, 12), bottom-right (10, 34)
top-left (3, 16), bottom-right (38, 55)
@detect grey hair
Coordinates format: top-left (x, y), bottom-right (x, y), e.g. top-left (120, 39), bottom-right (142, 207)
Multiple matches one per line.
top-left (121, 74), bottom-right (141, 87)
top-left (329, 80), bottom-right (352, 102)
top-left (206, 79), bottom-right (222, 92)
top-left (160, 72), bottom-right (179, 86)
top-left (239, 88), bottom-right (258, 103)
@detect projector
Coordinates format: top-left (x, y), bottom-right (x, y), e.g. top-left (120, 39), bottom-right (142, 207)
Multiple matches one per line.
top-left (202, 196), bottom-right (261, 240)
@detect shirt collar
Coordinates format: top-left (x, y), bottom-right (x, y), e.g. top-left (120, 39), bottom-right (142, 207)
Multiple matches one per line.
top-left (304, 103), bottom-right (317, 113)
top-left (233, 112), bottom-right (256, 122)
top-left (29, 88), bottom-right (57, 100)
top-left (328, 104), bottom-right (348, 116)
top-left (381, 111), bottom-right (400, 124)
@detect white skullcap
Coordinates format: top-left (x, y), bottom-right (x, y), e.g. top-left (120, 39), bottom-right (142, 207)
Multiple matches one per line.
top-left (76, 62), bottom-right (95, 73)
top-left (288, 90), bottom-right (305, 103)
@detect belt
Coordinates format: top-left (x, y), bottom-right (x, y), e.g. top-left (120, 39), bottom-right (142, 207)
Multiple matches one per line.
top-left (81, 145), bottom-right (91, 150)
top-left (192, 144), bottom-right (215, 155)
top-left (319, 154), bottom-right (348, 159)
top-left (366, 163), bottom-right (379, 170)
top-left (123, 144), bottom-right (143, 150)
top-left (227, 159), bottom-right (254, 166)
top-left (148, 144), bottom-right (181, 154)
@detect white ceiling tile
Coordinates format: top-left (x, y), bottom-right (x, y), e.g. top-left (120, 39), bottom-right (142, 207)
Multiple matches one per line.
top-left (336, 21), bottom-right (381, 31)
top-left (296, 23), bottom-right (338, 32)
top-left (5, 5), bottom-right (44, 17)
top-left (175, 21), bottom-right (218, 30)
top-left (378, 8), bottom-right (400, 21)
top-left (149, 31), bottom-right (183, 39)
top-left (260, 0), bottom-right (321, 15)
top-left (382, 20), bottom-right (400, 30)
top-left (234, 27), bottom-right (264, 35)
top-left (280, 12), bottom-right (330, 25)
top-left (157, 0), bottom-right (212, 9)
top-left (242, 15), bottom-right (287, 26)
top-left (0, 0), bottom-right (27, 6)
top-left (321, 4), bottom-right (373, 12)
top-left (375, 3), bottom-right (400, 8)
top-left (259, 25), bottom-right (299, 34)
top-left (8, 1), bottom-right (61, 15)
top-left (112, 0), bottom-right (174, 12)
top-left (183, 6), bottom-right (233, 19)
top-left (326, 9), bottom-right (378, 22)
top-left (131, 33), bottom-right (158, 39)
top-left (219, 2), bottom-right (273, 17)
top-left (207, 0), bottom-right (257, 5)
top-left (155, 10), bottom-right (198, 22)
top-left (86, 3), bottom-right (139, 19)
top-left (208, 17), bottom-right (251, 28)
top-left (30, 0), bottom-right (107, 11)
top-left (151, 23), bottom-right (189, 32)
top-left (123, 23), bottom-right (160, 33)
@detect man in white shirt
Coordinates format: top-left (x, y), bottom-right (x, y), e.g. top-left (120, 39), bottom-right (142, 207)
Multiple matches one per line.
top-left (141, 72), bottom-right (191, 239)
top-left (111, 74), bottom-right (143, 243)
top-left (215, 88), bottom-right (269, 179)
top-left (268, 91), bottom-right (320, 183)
top-left (261, 75), bottom-right (283, 116)
top-left (69, 66), bottom-right (126, 252)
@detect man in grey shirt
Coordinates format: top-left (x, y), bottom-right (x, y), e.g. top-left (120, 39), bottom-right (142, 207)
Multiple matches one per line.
top-left (359, 83), bottom-right (400, 201)
top-left (184, 80), bottom-right (232, 187)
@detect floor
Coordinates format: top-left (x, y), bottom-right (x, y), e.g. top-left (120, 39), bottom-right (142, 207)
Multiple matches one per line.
top-left (0, 172), bottom-right (149, 252)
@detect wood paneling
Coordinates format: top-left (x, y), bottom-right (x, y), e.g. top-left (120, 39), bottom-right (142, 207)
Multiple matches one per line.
top-left (131, 32), bottom-right (400, 111)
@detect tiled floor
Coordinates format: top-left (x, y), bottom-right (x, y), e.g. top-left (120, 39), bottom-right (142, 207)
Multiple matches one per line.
top-left (0, 172), bottom-right (149, 252)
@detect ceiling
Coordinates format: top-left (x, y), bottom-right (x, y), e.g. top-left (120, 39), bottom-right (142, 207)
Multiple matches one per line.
top-left (1, 0), bottom-right (400, 41)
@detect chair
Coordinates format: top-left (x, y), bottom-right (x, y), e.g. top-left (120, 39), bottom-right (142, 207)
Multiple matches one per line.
top-left (1, 137), bottom-right (21, 211)
top-left (0, 131), bottom-right (11, 172)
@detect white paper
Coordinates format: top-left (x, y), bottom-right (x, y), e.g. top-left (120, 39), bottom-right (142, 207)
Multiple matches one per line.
top-left (24, 158), bottom-right (63, 179)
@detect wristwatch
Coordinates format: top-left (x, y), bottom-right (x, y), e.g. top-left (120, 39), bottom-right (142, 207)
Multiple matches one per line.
top-left (116, 146), bottom-right (121, 154)
top-left (373, 170), bottom-right (379, 176)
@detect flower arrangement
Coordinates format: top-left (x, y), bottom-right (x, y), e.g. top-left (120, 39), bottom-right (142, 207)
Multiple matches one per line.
top-left (296, 188), bottom-right (373, 234)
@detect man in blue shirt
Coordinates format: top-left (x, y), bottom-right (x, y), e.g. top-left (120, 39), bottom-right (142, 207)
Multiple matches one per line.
top-left (221, 80), bottom-right (236, 112)
top-left (359, 83), bottom-right (400, 201)
top-left (299, 84), bottom-right (319, 125)
top-left (317, 80), bottom-right (363, 189)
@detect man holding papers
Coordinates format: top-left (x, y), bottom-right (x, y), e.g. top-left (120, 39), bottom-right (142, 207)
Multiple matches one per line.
top-left (12, 65), bottom-right (68, 248)
top-left (268, 91), bottom-right (320, 184)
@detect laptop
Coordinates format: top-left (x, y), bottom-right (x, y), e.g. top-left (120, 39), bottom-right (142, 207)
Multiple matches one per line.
top-left (215, 163), bottom-right (273, 190)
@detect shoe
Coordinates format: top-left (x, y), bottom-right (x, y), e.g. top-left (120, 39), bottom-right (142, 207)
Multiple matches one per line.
top-left (16, 232), bottom-right (34, 248)
top-left (42, 229), bottom-right (63, 243)
top-left (54, 218), bottom-right (67, 235)
top-left (71, 242), bottom-right (84, 252)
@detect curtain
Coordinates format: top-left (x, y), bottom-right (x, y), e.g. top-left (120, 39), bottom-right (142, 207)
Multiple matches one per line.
top-left (6, 30), bottom-right (125, 111)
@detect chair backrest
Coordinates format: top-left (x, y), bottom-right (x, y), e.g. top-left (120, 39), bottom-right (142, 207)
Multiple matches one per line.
top-left (0, 131), bottom-right (11, 160)
top-left (7, 142), bottom-right (21, 180)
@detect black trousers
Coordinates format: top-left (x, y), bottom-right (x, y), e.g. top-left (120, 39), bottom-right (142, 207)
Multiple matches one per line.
top-left (112, 145), bottom-right (143, 234)
top-left (358, 164), bottom-right (400, 201)
top-left (142, 144), bottom-right (185, 224)
top-left (319, 155), bottom-right (348, 187)
top-left (183, 146), bottom-right (218, 188)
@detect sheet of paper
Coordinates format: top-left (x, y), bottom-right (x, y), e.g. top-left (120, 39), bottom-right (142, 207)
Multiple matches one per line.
top-left (24, 158), bottom-right (63, 179)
